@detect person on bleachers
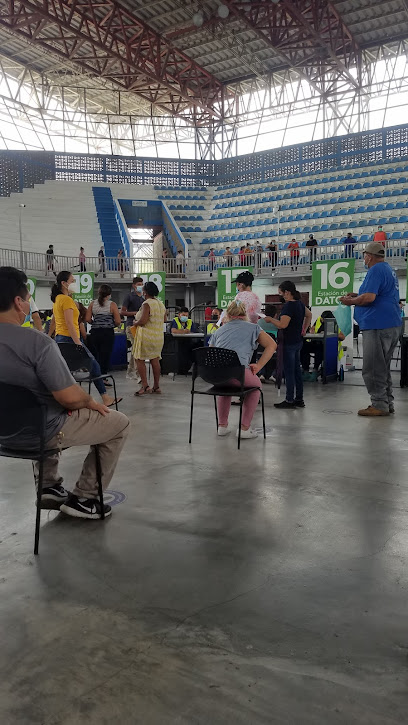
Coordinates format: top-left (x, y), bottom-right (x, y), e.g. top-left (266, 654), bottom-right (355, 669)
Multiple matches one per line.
top-left (254, 241), bottom-right (263, 270)
top-left (343, 232), bottom-right (357, 258)
top-left (98, 245), bottom-right (106, 278)
top-left (208, 248), bottom-right (216, 275)
top-left (79, 247), bottom-right (86, 272)
top-left (0, 266), bottom-right (130, 520)
top-left (239, 246), bottom-right (246, 266)
top-left (373, 225), bottom-right (387, 246)
top-left (46, 244), bottom-right (56, 277)
top-left (235, 270), bottom-right (261, 324)
top-left (224, 247), bottom-right (233, 267)
top-left (266, 240), bottom-right (278, 268)
top-left (306, 234), bottom-right (318, 268)
top-left (288, 239), bottom-right (300, 271)
top-left (209, 300), bottom-right (276, 440)
top-left (244, 244), bottom-right (254, 266)
top-left (117, 249), bottom-right (125, 278)
top-left (176, 250), bottom-right (185, 276)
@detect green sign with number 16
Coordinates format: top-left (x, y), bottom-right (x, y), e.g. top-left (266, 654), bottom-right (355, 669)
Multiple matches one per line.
top-left (312, 259), bottom-right (355, 306)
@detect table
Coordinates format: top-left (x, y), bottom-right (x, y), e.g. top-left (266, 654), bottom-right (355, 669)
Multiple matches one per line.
top-left (161, 332), bottom-right (205, 376)
top-left (303, 324), bottom-right (338, 383)
top-left (110, 332), bottom-right (128, 369)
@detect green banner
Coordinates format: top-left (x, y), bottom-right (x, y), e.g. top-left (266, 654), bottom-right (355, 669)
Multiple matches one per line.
top-left (217, 266), bottom-right (253, 310)
top-left (26, 277), bottom-right (37, 300)
top-left (312, 259), bottom-right (355, 306)
top-left (139, 272), bottom-right (166, 305)
top-left (72, 271), bottom-right (94, 307)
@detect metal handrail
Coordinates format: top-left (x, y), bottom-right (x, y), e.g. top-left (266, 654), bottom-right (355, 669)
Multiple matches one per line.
top-left (0, 240), bottom-right (405, 280)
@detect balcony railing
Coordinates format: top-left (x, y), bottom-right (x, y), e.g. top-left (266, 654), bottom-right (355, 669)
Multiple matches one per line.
top-left (0, 241), bottom-right (406, 281)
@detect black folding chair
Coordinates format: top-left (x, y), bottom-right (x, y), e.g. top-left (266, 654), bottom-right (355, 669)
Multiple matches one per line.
top-left (57, 342), bottom-right (119, 410)
top-left (189, 347), bottom-right (266, 450)
top-left (0, 382), bottom-right (104, 555)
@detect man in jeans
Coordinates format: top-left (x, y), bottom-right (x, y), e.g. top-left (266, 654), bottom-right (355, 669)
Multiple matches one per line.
top-left (340, 242), bottom-right (401, 416)
top-left (0, 266), bottom-right (130, 519)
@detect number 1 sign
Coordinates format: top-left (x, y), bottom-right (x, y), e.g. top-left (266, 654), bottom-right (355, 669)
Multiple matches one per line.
top-left (312, 259), bottom-right (355, 306)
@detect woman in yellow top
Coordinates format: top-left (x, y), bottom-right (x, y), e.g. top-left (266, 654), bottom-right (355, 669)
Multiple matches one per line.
top-left (51, 270), bottom-right (120, 407)
top-left (132, 281), bottom-right (166, 395)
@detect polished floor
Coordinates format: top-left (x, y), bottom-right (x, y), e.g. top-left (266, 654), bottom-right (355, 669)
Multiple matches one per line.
top-left (1, 371), bottom-right (408, 724)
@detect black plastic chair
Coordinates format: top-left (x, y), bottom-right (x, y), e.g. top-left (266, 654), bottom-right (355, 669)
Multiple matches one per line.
top-left (0, 382), bottom-right (104, 555)
top-left (57, 342), bottom-right (118, 410)
top-left (189, 347), bottom-right (266, 450)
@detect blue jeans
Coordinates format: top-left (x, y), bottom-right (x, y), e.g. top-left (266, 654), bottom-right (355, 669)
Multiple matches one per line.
top-left (55, 335), bottom-right (106, 396)
top-left (283, 341), bottom-right (303, 403)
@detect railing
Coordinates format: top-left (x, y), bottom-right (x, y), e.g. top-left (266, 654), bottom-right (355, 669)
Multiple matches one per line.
top-left (0, 240), bottom-right (406, 281)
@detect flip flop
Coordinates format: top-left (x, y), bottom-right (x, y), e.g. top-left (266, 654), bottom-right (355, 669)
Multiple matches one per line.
top-left (108, 397), bottom-right (122, 407)
top-left (152, 387), bottom-right (162, 394)
top-left (134, 387), bottom-right (151, 397)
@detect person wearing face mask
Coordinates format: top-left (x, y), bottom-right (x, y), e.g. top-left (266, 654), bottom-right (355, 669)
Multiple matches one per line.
top-left (0, 266), bottom-right (130, 519)
top-left (234, 271), bottom-right (261, 324)
top-left (85, 285), bottom-right (122, 384)
top-left (121, 276), bottom-right (145, 379)
top-left (51, 271), bottom-right (121, 408)
top-left (265, 280), bottom-right (312, 409)
top-left (171, 307), bottom-right (199, 375)
top-left (340, 242), bottom-right (401, 416)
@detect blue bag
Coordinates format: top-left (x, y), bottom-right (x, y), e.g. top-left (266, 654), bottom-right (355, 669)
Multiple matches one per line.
top-left (334, 304), bottom-right (352, 337)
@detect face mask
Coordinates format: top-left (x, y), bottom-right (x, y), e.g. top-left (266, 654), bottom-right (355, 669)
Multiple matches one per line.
top-left (68, 282), bottom-right (76, 293)
top-left (180, 315), bottom-right (188, 323)
top-left (364, 263), bottom-right (369, 270)
top-left (211, 315), bottom-right (218, 321)
top-left (136, 286), bottom-right (143, 293)
top-left (19, 299), bottom-right (31, 325)
top-left (279, 295), bottom-right (285, 303)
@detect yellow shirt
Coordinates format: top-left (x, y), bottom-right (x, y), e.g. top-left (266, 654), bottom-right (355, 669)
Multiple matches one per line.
top-left (53, 294), bottom-right (79, 337)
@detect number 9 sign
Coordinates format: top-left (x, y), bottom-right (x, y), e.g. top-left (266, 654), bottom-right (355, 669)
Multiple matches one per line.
top-left (26, 277), bottom-right (37, 299)
top-left (72, 272), bottom-right (95, 306)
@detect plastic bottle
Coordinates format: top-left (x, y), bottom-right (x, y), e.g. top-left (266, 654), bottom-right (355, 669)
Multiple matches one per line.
top-left (338, 364), bottom-right (344, 381)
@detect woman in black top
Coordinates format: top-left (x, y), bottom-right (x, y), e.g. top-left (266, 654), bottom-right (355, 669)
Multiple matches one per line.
top-left (266, 280), bottom-right (312, 409)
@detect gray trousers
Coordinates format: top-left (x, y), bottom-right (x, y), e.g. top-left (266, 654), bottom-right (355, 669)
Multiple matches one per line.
top-left (362, 327), bottom-right (400, 411)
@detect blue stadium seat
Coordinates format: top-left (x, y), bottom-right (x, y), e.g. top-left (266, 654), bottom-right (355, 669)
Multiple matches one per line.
top-left (391, 231), bottom-right (402, 240)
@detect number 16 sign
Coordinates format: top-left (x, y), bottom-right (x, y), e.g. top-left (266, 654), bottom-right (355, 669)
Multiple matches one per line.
top-left (312, 259), bottom-right (355, 306)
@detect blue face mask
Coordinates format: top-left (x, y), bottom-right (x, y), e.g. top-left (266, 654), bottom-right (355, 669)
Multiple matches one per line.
top-left (136, 286), bottom-right (143, 293)
top-left (180, 315), bottom-right (188, 323)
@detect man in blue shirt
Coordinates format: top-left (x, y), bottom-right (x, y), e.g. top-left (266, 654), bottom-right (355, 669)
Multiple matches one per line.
top-left (340, 242), bottom-right (401, 416)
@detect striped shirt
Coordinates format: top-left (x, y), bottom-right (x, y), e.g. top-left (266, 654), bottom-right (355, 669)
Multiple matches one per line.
top-left (90, 299), bottom-right (115, 329)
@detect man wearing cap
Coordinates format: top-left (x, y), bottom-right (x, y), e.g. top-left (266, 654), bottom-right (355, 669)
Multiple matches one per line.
top-left (340, 242), bottom-right (401, 416)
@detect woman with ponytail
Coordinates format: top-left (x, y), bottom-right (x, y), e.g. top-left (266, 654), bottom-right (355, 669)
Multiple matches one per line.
top-left (265, 280), bottom-right (312, 409)
top-left (52, 271), bottom-right (121, 407)
top-left (85, 284), bottom-right (122, 382)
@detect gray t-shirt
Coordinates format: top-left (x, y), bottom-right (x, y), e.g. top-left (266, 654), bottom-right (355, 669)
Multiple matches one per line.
top-left (210, 319), bottom-right (262, 367)
top-left (0, 324), bottom-right (75, 447)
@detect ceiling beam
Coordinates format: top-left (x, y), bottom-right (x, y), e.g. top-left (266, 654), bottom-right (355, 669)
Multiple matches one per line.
top-left (214, 0), bottom-right (362, 97)
top-left (0, 0), bottom-right (225, 120)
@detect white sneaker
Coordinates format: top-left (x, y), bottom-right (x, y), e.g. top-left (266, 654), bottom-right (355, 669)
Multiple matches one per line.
top-left (236, 428), bottom-right (258, 439)
top-left (218, 426), bottom-right (230, 436)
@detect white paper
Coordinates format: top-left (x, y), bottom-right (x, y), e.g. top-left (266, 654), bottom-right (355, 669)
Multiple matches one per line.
top-left (258, 312), bottom-right (266, 319)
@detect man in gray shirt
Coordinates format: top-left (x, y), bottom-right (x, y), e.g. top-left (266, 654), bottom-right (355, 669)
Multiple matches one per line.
top-left (0, 267), bottom-right (130, 520)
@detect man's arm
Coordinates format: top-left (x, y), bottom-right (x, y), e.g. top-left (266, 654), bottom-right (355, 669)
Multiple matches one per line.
top-left (340, 293), bottom-right (376, 307)
top-left (171, 320), bottom-right (188, 335)
top-left (52, 384), bottom-right (109, 416)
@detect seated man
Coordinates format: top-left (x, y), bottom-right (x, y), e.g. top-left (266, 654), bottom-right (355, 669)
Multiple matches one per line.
top-left (0, 267), bottom-right (130, 520)
top-left (171, 307), bottom-right (199, 374)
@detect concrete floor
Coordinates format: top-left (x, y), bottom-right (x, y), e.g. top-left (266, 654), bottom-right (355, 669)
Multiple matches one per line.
top-left (1, 371), bottom-right (408, 724)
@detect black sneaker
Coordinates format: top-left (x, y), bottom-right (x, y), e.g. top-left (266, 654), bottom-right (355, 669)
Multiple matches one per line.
top-left (294, 399), bottom-right (305, 408)
top-left (389, 406), bottom-right (395, 414)
top-left (60, 495), bottom-right (112, 520)
top-left (38, 484), bottom-right (69, 509)
top-left (274, 400), bottom-right (296, 409)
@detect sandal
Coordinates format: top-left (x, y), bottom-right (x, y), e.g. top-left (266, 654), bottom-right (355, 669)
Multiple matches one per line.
top-left (152, 387), bottom-right (162, 394)
top-left (107, 397), bottom-right (122, 407)
top-left (134, 386), bottom-right (152, 396)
